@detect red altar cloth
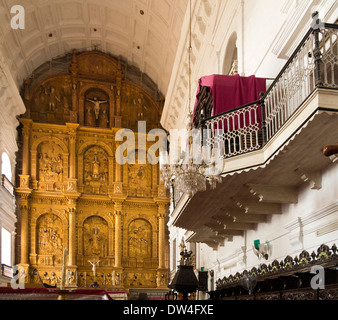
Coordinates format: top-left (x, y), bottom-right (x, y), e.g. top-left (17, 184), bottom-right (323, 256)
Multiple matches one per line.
top-left (195, 74), bottom-right (266, 121)
top-left (0, 287), bottom-right (113, 300)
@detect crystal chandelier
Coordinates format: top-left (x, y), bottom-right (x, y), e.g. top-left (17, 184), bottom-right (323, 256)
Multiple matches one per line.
top-left (160, 151), bottom-right (222, 198)
top-left (159, 0), bottom-right (222, 199)
top-left (160, 124), bottom-right (223, 198)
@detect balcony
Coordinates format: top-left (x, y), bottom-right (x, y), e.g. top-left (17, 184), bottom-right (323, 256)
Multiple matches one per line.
top-left (169, 20), bottom-right (338, 248)
top-left (1, 174), bottom-right (14, 196)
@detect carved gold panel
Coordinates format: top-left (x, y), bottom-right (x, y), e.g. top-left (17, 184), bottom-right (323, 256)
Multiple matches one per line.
top-left (121, 83), bottom-right (160, 131)
top-left (83, 216), bottom-right (109, 258)
top-left (125, 272), bottom-right (157, 288)
top-left (83, 146), bottom-right (109, 194)
top-left (37, 141), bottom-right (64, 191)
top-left (128, 219), bottom-right (152, 259)
top-left (37, 213), bottom-right (64, 265)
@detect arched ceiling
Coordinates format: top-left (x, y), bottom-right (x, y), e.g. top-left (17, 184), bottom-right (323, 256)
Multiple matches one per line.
top-left (0, 0), bottom-right (188, 96)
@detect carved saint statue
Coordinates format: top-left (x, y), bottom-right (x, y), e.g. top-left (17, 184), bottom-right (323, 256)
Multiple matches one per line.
top-left (45, 87), bottom-right (61, 112)
top-left (90, 228), bottom-right (102, 256)
top-left (86, 97), bottom-right (108, 120)
top-left (91, 155), bottom-right (100, 180)
top-left (85, 107), bottom-right (94, 126)
top-left (99, 109), bottom-right (109, 128)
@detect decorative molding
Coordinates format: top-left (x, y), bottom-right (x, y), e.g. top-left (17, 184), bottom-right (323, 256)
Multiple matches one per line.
top-left (271, 0), bottom-right (313, 59)
top-left (285, 200), bottom-right (338, 232)
top-left (316, 220), bottom-right (338, 237)
top-left (285, 200), bottom-right (338, 249)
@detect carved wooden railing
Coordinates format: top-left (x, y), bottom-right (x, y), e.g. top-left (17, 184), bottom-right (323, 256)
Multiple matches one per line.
top-left (210, 244), bottom-right (338, 300)
top-left (198, 17), bottom-right (338, 161)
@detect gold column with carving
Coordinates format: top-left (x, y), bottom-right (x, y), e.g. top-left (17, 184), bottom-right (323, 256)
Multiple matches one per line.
top-left (114, 202), bottom-right (123, 268)
top-left (158, 213), bottom-right (165, 269)
top-left (66, 123), bottom-right (79, 190)
top-left (17, 119), bottom-right (32, 278)
top-left (113, 200), bottom-right (124, 288)
top-left (68, 208), bottom-right (76, 266)
top-left (17, 192), bottom-right (31, 272)
top-left (156, 199), bottom-right (169, 288)
top-left (114, 140), bottom-right (123, 194)
top-left (65, 193), bottom-right (80, 287)
top-left (19, 119), bottom-right (32, 188)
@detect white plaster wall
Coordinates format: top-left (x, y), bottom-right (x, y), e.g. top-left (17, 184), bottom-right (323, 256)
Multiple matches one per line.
top-left (0, 52), bottom-right (26, 266)
top-left (197, 162), bottom-right (338, 286)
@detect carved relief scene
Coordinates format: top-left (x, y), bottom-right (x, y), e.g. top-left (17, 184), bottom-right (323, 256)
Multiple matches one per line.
top-left (29, 76), bottom-right (72, 124)
top-left (37, 142), bottom-right (64, 191)
top-left (125, 150), bottom-right (154, 198)
top-left (83, 146), bottom-right (109, 194)
top-left (128, 163), bottom-right (152, 197)
top-left (121, 83), bottom-right (161, 131)
top-left (37, 213), bottom-right (64, 265)
top-left (128, 219), bottom-right (152, 260)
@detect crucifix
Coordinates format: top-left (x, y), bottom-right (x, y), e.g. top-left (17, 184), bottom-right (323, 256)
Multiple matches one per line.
top-left (86, 97), bottom-right (107, 120)
top-left (88, 257), bottom-right (100, 279)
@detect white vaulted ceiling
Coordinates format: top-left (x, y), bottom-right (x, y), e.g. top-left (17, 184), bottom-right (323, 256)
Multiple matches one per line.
top-left (0, 0), bottom-right (188, 94)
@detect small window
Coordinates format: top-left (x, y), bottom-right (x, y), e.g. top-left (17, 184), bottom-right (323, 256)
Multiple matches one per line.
top-left (1, 228), bottom-right (12, 266)
top-left (1, 152), bottom-right (12, 182)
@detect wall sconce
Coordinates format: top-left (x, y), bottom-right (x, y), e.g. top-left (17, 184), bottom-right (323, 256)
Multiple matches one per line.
top-left (252, 240), bottom-right (272, 260)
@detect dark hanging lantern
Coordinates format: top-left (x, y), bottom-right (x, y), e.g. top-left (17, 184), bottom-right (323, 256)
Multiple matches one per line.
top-left (169, 246), bottom-right (198, 300)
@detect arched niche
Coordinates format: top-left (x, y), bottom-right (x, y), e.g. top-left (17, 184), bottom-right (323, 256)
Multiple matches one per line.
top-left (84, 88), bottom-right (110, 128)
top-left (77, 143), bottom-right (114, 192)
top-left (223, 32), bottom-right (238, 75)
top-left (78, 84), bottom-right (115, 128)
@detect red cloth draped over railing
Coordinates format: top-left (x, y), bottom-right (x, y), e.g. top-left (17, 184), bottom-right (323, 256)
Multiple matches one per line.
top-left (194, 74), bottom-right (266, 127)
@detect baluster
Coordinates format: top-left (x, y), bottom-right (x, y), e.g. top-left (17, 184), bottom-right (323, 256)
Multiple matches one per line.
top-left (312, 12), bottom-right (323, 87)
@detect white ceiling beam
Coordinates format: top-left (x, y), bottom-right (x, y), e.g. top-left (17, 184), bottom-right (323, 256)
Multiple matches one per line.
top-left (232, 197), bottom-right (282, 215)
top-left (295, 168), bottom-right (322, 190)
top-left (247, 184), bottom-right (298, 203)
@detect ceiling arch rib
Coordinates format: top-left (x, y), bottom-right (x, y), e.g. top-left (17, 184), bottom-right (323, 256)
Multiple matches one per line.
top-left (0, 0), bottom-right (188, 96)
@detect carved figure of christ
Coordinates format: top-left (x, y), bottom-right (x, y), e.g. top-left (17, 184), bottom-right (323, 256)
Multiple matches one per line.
top-left (86, 97), bottom-right (108, 120)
